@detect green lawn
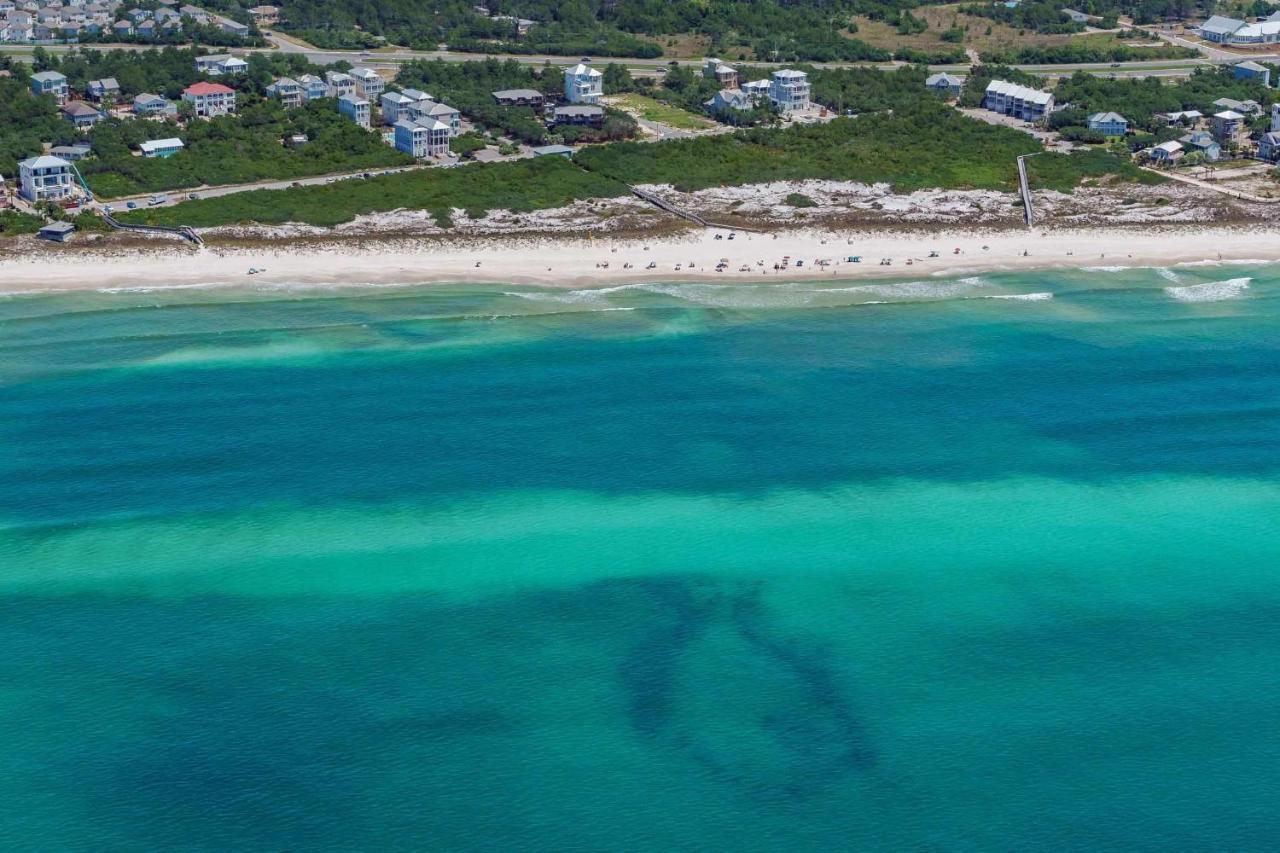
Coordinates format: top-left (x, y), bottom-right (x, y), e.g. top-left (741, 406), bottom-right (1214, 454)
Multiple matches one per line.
top-left (607, 93), bottom-right (716, 131)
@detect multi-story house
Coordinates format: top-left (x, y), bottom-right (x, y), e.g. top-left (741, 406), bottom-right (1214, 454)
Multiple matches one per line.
top-left (86, 76), bottom-right (119, 102)
top-left (983, 79), bottom-right (1055, 123)
top-left (182, 81), bottom-right (236, 117)
top-left (702, 58), bottom-right (738, 89)
top-left (29, 69), bottom-right (68, 104)
top-left (337, 93), bottom-right (370, 128)
top-left (552, 104), bottom-right (604, 127)
top-left (564, 59), bottom-right (602, 104)
top-left (297, 74), bottom-right (328, 101)
top-left (1086, 111), bottom-right (1128, 137)
top-left (350, 67), bottom-right (383, 99)
top-left (769, 69), bottom-right (809, 113)
top-left (324, 70), bottom-right (355, 98)
top-left (18, 154), bottom-right (75, 202)
top-left (267, 76), bottom-right (303, 107)
top-left (394, 117), bottom-right (450, 158)
top-left (380, 90), bottom-right (415, 125)
top-left (409, 99), bottom-right (459, 135)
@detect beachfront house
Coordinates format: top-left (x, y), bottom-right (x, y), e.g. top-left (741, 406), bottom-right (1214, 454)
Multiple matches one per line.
top-left (61, 100), bottom-right (103, 129)
top-left (983, 79), bottom-right (1054, 123)
top-left (133, 92), bottom-right (176, 117)
top-left (552, 104), bottom-right (604, 127)
top-left (267, 76), bottom-right (304, 107)
top-left (18, 154), bottom-right (75, 202)
top-left (140, 137), bottom-right (184, 158)
top-left (393, 117), bottom-right (450, 158)
top-left (337, 93), bottom-right (370, 128)
top-left (195, 53), bottom-right (248, 76)
top-left (37, 220), bottom-right (76, 242)
top-left (29, 70), bottom-right (68, 104)
top-left (1258, 130), bottom-right (1280, 160)
top-left (492, 88), bottom-right (544, 108)
top-left (350, 67), bottom-right (384, 99)
top-left (1149, 140), bottom-right (1183, 164)
top-left (925, 72), bottom-right (965, 99)
top-left (703, 58), bottom-right (738, 89)
top-left (290, 74), bottom-right (325, 101)
top-left (1212, 110), bottom-right (1245, 143)
top-left (1087, 111), bottom-right (1128, 137)
top-left (769, 69), bottom-right (810, 113)
top-left (86, 76), bottom-right (119, 102)
top-left (325, 70), bottom-right (356, 99)
top-left (182, 81), bottom-right (236, 117)
top-left (1234, 60), bottom-right (1271, 87)
top-left (564, 59), bottom-right (602, 104)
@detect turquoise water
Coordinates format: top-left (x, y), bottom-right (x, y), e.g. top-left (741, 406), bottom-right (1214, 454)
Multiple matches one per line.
top-left (2, 265), bottom-right (1279, 850)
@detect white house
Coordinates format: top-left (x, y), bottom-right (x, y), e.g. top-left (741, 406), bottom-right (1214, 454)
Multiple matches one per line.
top-left (1149, 140), bottom-right (1183, 164)
top-left (182, 81), bottom-right (236, 117)
top-left (337, 93), bottom-right (370, 128)
top-left (1197, 14), bottom-right (1280, 45)
top-left (325, 70), bottom-right (356, 98)
top-left (564, 59), bottom-right (602, 104)
top-left (195, 53), bottom-right (248, 76)
top-left (409, 99), bottom-right (460, 135)
top-left (139, 137), bottom-right (184, 157)
top-left (983, 79), bottom-right (1054, 122)
top-left (350, 67), bottom-right (384, 99)
top-left (742, 79), bottom-right (771, 100)
top-left (393, 117), bottom-right (450, 158)
top-left (18, 154), bottom-right (75, 202)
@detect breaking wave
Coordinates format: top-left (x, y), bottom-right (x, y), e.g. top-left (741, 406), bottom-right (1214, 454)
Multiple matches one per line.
top-left (1163, 278), bottom-right (1251, 303)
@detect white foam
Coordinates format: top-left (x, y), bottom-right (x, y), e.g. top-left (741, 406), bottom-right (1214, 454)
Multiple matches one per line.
top-left (1163, 277), bottom-right (1251, 303)
top-left (1082, 266), bottom-right (1130, 273)
top-left (1154, 267), bottom-right (1181, 283)
top-left (981, 292), bottom-right (1053, 301)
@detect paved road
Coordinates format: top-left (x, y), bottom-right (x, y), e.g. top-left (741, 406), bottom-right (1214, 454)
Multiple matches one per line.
top-left (0, 38), bottom-right (1256, 79)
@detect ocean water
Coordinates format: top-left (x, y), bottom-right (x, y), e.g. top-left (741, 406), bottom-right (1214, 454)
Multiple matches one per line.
top-left (2, 264), bottom-right (1279, 850)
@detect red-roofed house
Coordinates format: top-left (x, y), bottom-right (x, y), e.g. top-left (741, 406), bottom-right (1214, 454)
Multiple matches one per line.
top-left (182, 82), bottom-right (237, 118)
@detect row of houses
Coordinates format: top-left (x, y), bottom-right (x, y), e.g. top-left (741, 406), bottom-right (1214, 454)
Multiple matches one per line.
top-left (1149, 104), bottom-right (1280, 164)
top-left (983, 80), bottom-right (1056, 122)
top-left (703, 67), bottom-right (813, 116)
top-left (0, 0), bottom-right (247, 44)
top-left (267, 68), bottom-right (385, 108)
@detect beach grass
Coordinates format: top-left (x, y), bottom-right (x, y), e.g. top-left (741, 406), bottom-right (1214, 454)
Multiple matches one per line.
top-left (608, 93), bottom-right (717, 130)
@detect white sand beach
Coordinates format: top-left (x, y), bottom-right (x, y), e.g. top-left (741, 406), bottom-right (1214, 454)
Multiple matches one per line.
top-left (2, 225), bottom-right (1279, 294)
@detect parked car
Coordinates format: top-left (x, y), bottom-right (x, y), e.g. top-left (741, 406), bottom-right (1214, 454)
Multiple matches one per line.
top-left (126, 201), bottom-right (137, 209)
top-left (187, 193), bottom-right (199, 200)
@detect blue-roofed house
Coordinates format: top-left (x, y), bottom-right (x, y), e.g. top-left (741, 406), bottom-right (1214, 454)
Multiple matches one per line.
top-left (1258, 130), bottom-right (1280, 161)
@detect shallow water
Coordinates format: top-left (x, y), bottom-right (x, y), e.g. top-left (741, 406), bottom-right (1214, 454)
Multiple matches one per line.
top-left (2, 264), bottom-right (1279, 850)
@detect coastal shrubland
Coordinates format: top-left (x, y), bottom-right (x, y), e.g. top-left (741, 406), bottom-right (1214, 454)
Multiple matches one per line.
top-left (1052, 68), bottom-right (1277, 130)
top-left (81, 100), bottom-right (411, 199)
top-left (117, 155), bottom-right (630, 228)
top-left (576, 101), bottom-right (1154, 193)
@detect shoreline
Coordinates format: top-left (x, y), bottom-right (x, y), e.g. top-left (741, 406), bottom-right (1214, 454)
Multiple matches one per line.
top-left (3, 224), bottom-right (1279, 295)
